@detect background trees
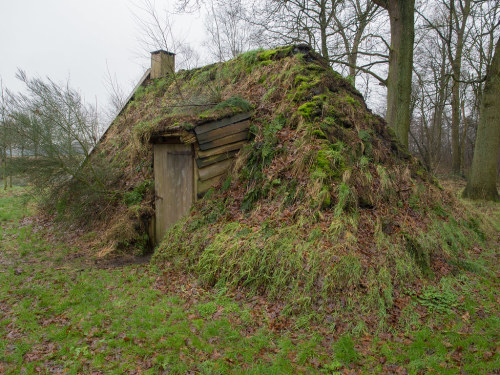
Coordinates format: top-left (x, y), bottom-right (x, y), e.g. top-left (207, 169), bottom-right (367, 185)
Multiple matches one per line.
top-left (247, 0), bottom-right (387, 90)
top-left (330, 0), bottom-right (384, 86)
top-left (2, 0), bottom-right (498, 200)
top-left (132, 0), bottom-right (201, 70)
top-left (204, 0), bottom-right (254, 61)
top-left (410, 34), bottom-right (450, 172)
top-left (0, 79), bottom-right (14, 189)
top-left (415, 0), bottom-right (499, 175)
top-left (192, 0), bottom-right (500, 199)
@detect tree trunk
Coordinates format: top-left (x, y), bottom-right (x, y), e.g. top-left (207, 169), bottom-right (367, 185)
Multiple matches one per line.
top-left (348, 19), bottom-right (366, 86)
top-left (374, 0), bottom-right (415, 148)
top-left (319, 1), bottom-right (330, 62)
top-left (451, 79), bottom-right (461, 173)
top-left (450, 0), bottom-right (470, 174)
top-left (460, 99), bottom-right (469, 171)
top-left (462, 37), bottom-right (500, 201)
top-left (2, 126), bottom-right (6, 190)
top-left (8, 144), bottom-right (12, 188)
top-left (429, 40), bottom-right (448, 171)
top-left (450, 69), bottom-right (460, 174)
top-left (2, 150), bottom-right (6, 191)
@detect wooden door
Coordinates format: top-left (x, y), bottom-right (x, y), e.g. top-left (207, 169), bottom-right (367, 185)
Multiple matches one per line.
top-left (153, 143), bottom-right (194, 244)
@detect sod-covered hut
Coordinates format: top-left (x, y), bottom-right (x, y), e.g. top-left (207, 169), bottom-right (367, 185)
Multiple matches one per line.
top-left (83, 45), bottom-right (492, 329)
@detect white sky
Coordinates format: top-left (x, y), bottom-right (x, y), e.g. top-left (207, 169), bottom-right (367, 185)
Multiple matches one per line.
top-left (0, 0), bottom-right (205, 110)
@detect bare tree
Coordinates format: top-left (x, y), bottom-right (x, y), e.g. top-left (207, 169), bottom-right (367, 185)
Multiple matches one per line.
top-left (416, 0), bottom-right (499, 173)
top-left (447, 0), bottom-right (471, 174)
top-left (246, 0), bottom-right (337, 55)
top-left (204, 0), bottom-right (253, 61)
top-left (103, 62), bottom-right (127, 123)
top-left (246, 0), bottom-right (389, 90)
top-left (410, 24), bottom-right (451, 171)
top-left (133, 0), bottom-right (180, 55)
top-left (330, 0), bottom-right (385, 85)
top-left (176, 44), bottom-right (201, 70)
top-left (131, 0), bottom-right (199, 70)
top-left (462, 0), bottom-right (500, 145)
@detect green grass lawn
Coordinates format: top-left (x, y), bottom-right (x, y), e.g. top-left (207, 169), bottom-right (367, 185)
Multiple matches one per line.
top-left (0, 187), bottom-right (499, 374)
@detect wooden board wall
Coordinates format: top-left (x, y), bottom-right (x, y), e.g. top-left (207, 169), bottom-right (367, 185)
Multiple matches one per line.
top-left (197, 120), bottom-right (250, 144)
top-left (193, 112), bottom-right (252, 197)
top-left (194, 112), bottom-right (251, 135)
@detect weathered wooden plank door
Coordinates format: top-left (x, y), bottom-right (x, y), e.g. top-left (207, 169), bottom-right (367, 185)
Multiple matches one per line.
top-left (153, 143), bottom-right (193, 244)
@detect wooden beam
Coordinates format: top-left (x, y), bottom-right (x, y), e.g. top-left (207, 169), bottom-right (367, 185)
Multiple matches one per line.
top-left (196, 151), bottom-right (238, 169)
top-left (197, 120), bottom-right (250, 144)
top-left (197, 159), bottom-right (233, 181)
top-left (193, 156), bottom-right (198, 202)
top-left (198, 131), bottom-right (249, 151)
top-left (196, 140), bottom-right (247, 158)
top-left (195, 112), bottom-right (252, 135)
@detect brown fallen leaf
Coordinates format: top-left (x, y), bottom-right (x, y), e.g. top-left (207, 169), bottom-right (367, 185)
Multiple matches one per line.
top-left (461, 311), bottom-right (470, 322)
top-left (483, 351), bottom-right (493, 360)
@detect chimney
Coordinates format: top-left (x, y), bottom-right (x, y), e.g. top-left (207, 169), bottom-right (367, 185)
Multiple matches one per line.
top-left (150, 50), bottom-right (175, 79)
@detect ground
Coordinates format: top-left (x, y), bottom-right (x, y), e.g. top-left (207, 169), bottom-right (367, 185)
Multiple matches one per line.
top-left (0, 184), bottom-right (499, 374)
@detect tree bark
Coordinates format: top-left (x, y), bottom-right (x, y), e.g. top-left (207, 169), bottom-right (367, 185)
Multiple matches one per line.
top-left (2, 123), bottom-right (6, 190)
top-left (348, 12), bottom-right (368, 85)
top-left (431, 68), bottom-right (446, 170)
top-left (373, 0), bottom-right (415, 148)
top-left (2, 150), bottom-right (6, 191)
top-left (462, 37), bottom-right (500, 201)
top-left (450, 0), bottom-right (471, 174)
top-left (319, 0), bottom-right (330, 61)
top-left (8, 143), bottom-right (12, 188)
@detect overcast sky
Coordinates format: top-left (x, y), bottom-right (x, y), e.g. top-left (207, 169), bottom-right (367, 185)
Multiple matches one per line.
top-left (0, 0), bottom-right (389, 118)
top-left (0, 0), bottom-right (204, 110)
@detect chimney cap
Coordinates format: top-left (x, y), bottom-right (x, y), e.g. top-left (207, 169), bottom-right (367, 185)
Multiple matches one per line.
top-left (151, 49), bottom-right (175, 56)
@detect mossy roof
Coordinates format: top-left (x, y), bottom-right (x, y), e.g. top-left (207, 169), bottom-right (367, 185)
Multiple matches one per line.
top-left (91, 44), bottom-right (421, 249)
